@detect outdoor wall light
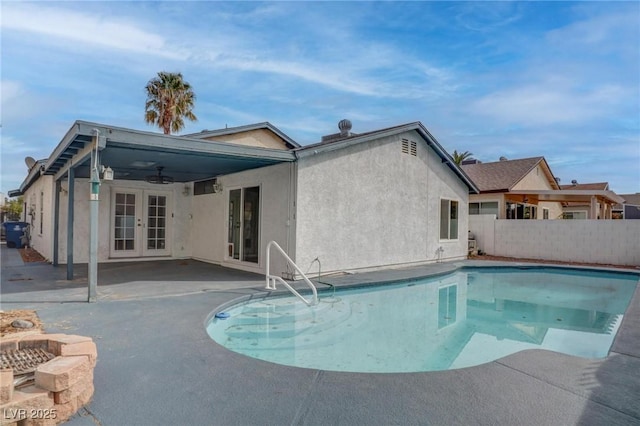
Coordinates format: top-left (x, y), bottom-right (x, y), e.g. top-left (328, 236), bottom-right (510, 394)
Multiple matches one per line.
top-left (101, 166), bottom-right (114, 181)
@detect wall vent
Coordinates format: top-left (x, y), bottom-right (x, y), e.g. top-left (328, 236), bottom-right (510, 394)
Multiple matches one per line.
top-left (401, 139), bottom-right (417, 156)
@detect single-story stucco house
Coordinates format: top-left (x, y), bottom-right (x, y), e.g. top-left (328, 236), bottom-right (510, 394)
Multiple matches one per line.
top-left (461, 156), bottom-right (563, 220)
top-left (460, 157), bottom-right (624, 220)
top-left (10, 119), bottom-right (478, 280)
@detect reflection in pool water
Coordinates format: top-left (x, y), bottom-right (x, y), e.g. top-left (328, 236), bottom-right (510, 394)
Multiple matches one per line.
top-left (206, 267), bottom-right (638, 373)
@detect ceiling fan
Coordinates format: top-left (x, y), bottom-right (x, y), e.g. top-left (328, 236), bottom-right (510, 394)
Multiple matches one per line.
top-left (145, 166), bottom-right (174, 184)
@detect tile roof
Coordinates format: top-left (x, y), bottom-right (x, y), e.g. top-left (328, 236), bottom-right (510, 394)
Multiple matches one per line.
top-left (460, 157), bottom-right (544, 192)
top-left (620, 193), bottom-right (640, 206)
top-left (560, 182), bottom-right (609, 191)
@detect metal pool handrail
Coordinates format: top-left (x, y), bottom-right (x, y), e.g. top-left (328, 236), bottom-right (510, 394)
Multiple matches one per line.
top-left (265, 241), bottom-right (318, 307)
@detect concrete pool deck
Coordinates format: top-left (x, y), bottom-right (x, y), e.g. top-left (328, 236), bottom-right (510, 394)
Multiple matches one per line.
top-left (2, 244), bottom-right (639, 425)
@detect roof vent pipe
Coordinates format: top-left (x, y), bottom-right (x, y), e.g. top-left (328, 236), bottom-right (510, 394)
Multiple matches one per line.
top-left (338, 119), bottom-right (352, 137)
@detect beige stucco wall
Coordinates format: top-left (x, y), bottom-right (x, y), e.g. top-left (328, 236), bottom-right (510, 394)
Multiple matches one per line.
top-left (190, 162), bottom-right (294, 275)
top-left (202, 129), bottom-right (290, 150)
top-left (512, 163), bottom-right (563, 219)
top-left (512, 163), bottom-right (552, 191)
top-left (295, 130), bottom-right (470, 275)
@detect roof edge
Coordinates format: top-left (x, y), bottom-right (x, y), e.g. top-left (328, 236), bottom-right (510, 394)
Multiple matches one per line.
top-left (183, 122), bottom-right (300, 148)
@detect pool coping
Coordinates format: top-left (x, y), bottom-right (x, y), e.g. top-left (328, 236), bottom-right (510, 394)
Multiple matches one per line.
top-left (208, 260), bottom-right (640, 326)
top-left (207, 261), bottom-right (640, 364)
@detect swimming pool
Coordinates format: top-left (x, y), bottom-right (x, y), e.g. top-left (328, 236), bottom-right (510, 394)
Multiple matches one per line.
top-left (206, 267), bottom-right (638, 373)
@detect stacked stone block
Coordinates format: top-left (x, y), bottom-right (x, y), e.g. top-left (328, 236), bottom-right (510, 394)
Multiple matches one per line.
top-left (0, 334), bottom-right (96, 425)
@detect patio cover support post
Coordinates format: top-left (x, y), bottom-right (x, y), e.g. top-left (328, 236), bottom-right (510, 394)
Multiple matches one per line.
top-left (88, 147), bottom-right (100, 303)
top-left (590, 196), bottom-right (597, 220)
top-left (53, 179), bottom-right (60, 266)
top-left (66, 167), bottom-right (75, 280)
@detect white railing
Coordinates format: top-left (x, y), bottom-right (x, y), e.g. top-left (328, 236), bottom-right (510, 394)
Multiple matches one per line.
top-left (265, 241), bottom-right (318, 306)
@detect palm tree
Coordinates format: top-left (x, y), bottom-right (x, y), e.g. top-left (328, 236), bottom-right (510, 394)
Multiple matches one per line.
top-left (144, 72), bottom-right (197, 134)
top-left (452, 150), bottom-right (473, 165)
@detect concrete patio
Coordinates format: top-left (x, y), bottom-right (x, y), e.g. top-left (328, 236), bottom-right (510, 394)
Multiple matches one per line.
top-left (1, 244), bottom-right (639, 425)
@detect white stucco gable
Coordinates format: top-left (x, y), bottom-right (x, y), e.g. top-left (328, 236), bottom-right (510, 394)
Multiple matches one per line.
top-left (293, 123), bottom-right (476, 275)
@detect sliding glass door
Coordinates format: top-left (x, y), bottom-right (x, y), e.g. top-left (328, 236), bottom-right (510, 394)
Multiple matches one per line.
top-left (228, 186), bottom-right (260, 263)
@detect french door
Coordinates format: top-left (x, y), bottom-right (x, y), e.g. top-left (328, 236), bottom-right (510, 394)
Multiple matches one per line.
top-left (110, 189), bottom-right (172, 258)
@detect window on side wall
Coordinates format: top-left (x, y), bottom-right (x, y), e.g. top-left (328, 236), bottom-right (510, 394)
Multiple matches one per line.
top-left (440, 199), bottom-right (459, 240)
top-left (469, 201), bottom-right (498, 216)
top-left (543, 208), bottom-right (549, 220)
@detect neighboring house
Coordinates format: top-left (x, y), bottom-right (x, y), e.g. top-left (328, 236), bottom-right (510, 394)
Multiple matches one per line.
top-left (613, 193), bottom-right (640, 219)
top-left (461, 157), bottom-right (563, 220)
top-left (10, 119), bottom-right (477, 278)
top-left (560, 181), bottom-right (610, 219)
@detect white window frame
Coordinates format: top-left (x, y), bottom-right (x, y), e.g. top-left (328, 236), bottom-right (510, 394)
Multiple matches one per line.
top-left (469, 200), bottom-right (499, 216)
top-left (226, 184), bottom-right (262, 265)
top-left (563, 211), bottom-right (587, 220)
top-left (440, 198), bottom-right (459, 241)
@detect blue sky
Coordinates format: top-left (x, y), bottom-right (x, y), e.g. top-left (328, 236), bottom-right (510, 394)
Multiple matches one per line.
top-left (1, 1), bottom-right (639, 195)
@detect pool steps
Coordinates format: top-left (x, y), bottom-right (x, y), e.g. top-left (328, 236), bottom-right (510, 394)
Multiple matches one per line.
top-left (219, 297), bottom-right (367, 349)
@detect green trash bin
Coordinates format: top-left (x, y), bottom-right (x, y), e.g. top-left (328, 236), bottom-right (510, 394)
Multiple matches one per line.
top-left (2, 222), bottom-right (29, 248)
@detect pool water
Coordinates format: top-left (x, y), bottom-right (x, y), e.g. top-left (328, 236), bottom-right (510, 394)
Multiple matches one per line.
top-left (206, 267), bottom-right (638, 373)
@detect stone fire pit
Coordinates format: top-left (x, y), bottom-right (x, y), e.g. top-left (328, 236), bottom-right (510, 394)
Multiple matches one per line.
top-left (1, 334), bottom-right (97, 425)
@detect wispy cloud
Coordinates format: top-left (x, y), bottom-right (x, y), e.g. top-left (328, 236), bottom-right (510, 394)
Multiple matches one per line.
top-left (454, 2), bottom-right (524, 32)
top-left (470, 83), bottom-right (626, 126)
top-left (546, 7), bottom-right (639, 51)
top-left (0, 80), bottom-right (62, 127)
top-left (2, 2), bottom-right (455, 101)
top-left (1, 3), bottom-right (184, 60)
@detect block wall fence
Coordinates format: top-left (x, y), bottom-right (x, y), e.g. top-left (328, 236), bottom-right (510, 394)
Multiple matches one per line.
top-left (469, 216), bottom-right (640, 266)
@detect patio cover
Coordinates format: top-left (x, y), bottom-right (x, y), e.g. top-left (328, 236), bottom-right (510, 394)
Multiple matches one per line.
top-left (13, 120), bottom-right (296, 195)
top-left (506, 189), bottom-right (626, 219)
top-left (9, 120), bottom-right (296, 300)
